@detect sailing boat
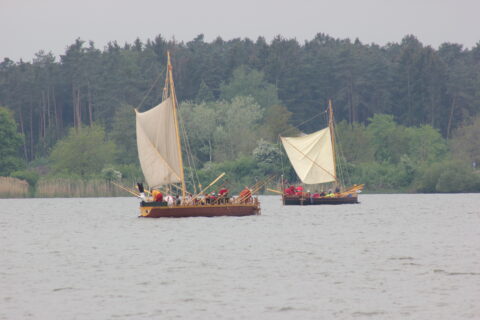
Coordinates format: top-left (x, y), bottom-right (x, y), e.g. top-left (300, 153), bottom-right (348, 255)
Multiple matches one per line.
top-left (135, 52), bottom-right (260, 217)
top-left (280, 100), bottom-right (363, 205)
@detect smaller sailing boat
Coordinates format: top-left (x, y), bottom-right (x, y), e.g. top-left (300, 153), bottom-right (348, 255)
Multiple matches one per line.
top-left (280, 100), bottom-right (363, 205)
top-left (134, 52), bottom-right (260, 217)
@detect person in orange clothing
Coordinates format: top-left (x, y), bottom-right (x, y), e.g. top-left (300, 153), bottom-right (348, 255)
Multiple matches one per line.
top-left (239, 187), bottom-right (252, 203)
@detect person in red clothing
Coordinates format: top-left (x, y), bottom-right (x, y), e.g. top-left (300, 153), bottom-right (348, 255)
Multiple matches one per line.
top-left (218, 188), bottom-right (229, 204)
top-left (153, 190), bottom-right (163, 202)
top-left (284, 185), bottom-right (296, 195)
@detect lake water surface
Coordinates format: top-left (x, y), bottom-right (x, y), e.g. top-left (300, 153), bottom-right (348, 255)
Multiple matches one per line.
top-left (1, 194), bottom-right (479, 319)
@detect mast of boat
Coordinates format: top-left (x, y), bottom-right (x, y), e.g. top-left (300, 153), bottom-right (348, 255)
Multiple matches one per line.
top-left (328, 100), bottom-right (338, 185)
top-left (167, 51), bottom-right (186, 201)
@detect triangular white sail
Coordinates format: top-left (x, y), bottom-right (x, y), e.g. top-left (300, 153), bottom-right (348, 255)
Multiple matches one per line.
top-left (281, 127), bottom-right (336, 184)
top-left (136, 97), bottom-right (182, 188)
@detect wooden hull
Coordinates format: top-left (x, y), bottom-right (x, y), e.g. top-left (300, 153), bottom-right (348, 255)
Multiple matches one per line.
top-left (283, 195), bottom-right (359, 205)
top-left (139, 201), bottom-right (261, 218)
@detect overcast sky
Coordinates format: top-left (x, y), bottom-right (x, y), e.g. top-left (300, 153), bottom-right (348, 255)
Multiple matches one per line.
top-left (1, 0), bottom-right (479, 62)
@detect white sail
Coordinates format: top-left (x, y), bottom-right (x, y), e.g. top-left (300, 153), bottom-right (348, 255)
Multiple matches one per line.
top-left (136, 97), bottom-right (182, 188)
top-left (281, 127), bottom-right (336, 184)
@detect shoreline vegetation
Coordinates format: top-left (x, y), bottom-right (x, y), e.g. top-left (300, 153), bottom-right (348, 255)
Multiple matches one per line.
top-left (0, 177), bottom-right (130, 198)
top-left (0, 177), bottom-right (29, 198)
top-left (0, 33), bottom-right (479, 196)
top-left (1, 172), bottom-right (479, 199)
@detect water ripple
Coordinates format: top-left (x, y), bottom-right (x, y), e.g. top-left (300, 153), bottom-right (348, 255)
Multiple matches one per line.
top-left (1, 194), bottom-right (479, 319)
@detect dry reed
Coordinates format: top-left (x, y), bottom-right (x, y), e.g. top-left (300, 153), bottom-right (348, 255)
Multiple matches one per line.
top-left (0, 177), bottom-right (29, 198)
top-left (36, 178), bottom-right (131, 198)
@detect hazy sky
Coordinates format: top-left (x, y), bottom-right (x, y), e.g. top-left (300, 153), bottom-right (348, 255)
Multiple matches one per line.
top-left (1, 0), bottom-right (479, 61)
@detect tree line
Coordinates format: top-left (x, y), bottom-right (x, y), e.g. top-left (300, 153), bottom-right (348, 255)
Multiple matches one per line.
top-left (0, 33), bottom-right (479, 194)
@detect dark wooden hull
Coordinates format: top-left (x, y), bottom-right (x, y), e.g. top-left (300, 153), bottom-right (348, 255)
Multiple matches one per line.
top-left (139, 201), bottom-right (261, 218)
top-left (283, 195), bottom-right (359, 205)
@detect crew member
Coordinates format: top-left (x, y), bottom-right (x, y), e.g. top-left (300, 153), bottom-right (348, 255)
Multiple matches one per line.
top-left (284, 185), bottom-right (295, 195)
top-left (239, 187), bottom-right (252, 203)
top-left (218, 188), bottom-right (229, 204)
top-left (153, 190), bottom-right (163, 202)
top-left (209, 192), bottom-right (217, 202)
top-left (165, 194), bottom-right (175, 206)
top-left (219, 188), bottom-right (229, 197)
top-left (295, 186), bottom-right (304, 196)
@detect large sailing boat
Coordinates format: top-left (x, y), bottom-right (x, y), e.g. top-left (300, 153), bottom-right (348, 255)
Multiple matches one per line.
top-left (280, 100), bottom-right (363, 205)
top-left (135, 52), bottom-right (260, 217)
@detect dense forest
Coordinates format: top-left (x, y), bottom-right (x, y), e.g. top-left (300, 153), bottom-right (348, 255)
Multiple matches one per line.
top-left (0, 33), bottom-right (479, 195)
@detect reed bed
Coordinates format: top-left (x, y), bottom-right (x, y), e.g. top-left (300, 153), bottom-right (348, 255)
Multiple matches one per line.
top-left (0, 177), bottom-right (29, 198)
top-left (36, 178), bottom-right (131, 198)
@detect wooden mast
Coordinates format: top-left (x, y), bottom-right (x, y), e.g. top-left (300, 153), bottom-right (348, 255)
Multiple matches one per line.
top-left (167, 51), bottom-right (186, 201)
top-left (328, 100), bottom-right (338, 185)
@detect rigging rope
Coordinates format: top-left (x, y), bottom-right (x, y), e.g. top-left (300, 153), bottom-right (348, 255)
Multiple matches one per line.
top-left (178, 106), bottom-right (200, 194)
top-left (280, 110), bottom-right (327, 136)
top-left (135, 63), bottom-right (165, 111)
top-left (333, 125), bottom-right (353, 189)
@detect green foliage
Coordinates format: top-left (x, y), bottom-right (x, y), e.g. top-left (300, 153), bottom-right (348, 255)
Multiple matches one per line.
top-left (195, 80), bottom-right (214, 103)
top-left (10, 169), bottom-right (39, 196)
top-left (2, 34), bottom-right (480, 194)
top-left (115, 164), bottom-right (144, 182)
top-left (180, 96), bottom-right (263, 163)
top-left (253, 139), bottom-right (283, 176)
top-left (50, 125), bottom-right (116, 177)
top-left (253, 139), bottom-right (282, 164)
top-left (414, 161), bottom-right (480, 193)
top-left (195, 156), bottom-right (261, 193)
top-left (10, 170), bottom-right (39, 187)
top-left (101, 167), bottom-right (122, 181)
top-left (365, 115), bottom-right (447, 165)
top-left (2, 33), bottom-right (480, 166)
top-left (367, 114), bottom-right (408, 163)
top-left (0, 107), bottom-right (24, 176)
top-left (336, 120), bottom-right (374, 163)
top-left (220, 66), bottom-right (281, 108)
top-left (352, 161), bottom-right (413, 191)
top-left (413, 162), bottom-right (444, 192)
top-left (450, 115), bottom-right (480, 165)
top-left (405, 125), bottom-right (447, 163)
top-left (259, 105), bottom-right (299, 142)
top-left (436, 166), bottom-right (479, 193)
top-left (110, 104), bottom-right (137, 164)
top-left (179, 101), bottom-right (217, 162)
top-left (214, 96), bottom-right (263, 160)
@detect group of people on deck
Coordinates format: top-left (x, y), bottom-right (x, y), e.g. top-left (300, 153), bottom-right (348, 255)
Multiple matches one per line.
top-left (198, 187), bottom-right (230, 204)
top-left (151, 190), bottom-right (182, 206)
top-left (284, 185), bottom-right (341, 198)
top-left (148, 187), bottom-right (254, 206)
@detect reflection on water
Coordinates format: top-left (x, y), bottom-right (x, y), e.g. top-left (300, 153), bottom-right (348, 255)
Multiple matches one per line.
top-left (1, 194), bottom-right (479, 319)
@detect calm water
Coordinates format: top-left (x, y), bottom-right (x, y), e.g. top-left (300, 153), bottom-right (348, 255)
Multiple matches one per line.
top-left (1, 194), bottom-right (479, 319)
